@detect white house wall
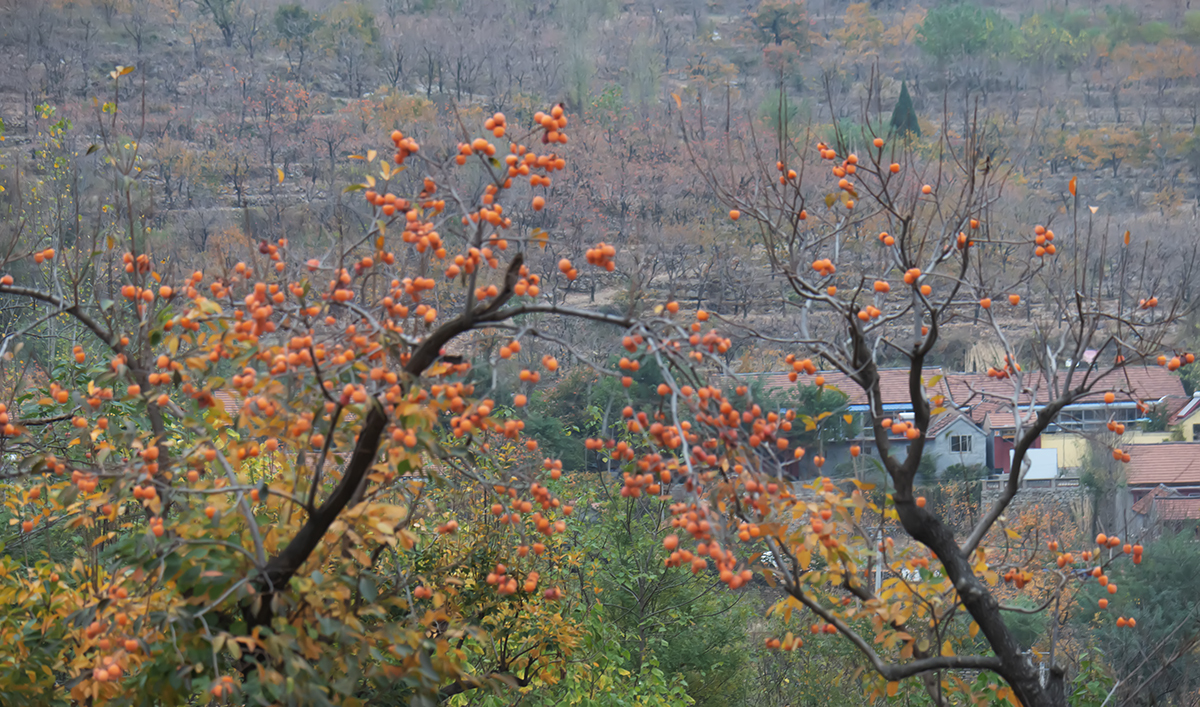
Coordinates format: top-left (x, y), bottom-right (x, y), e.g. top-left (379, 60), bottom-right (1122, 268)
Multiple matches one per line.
top-left (932, 418), bottom-right (989, 475)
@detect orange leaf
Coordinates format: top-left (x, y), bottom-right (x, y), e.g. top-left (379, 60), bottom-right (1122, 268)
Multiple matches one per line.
top-left (1068, 176), bottom-right (1076, 196)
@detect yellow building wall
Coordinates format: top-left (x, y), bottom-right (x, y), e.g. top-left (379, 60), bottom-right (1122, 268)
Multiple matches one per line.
top-left (1041, 432), bottom-right (1178, 469)
top-left (1176, 409), bottom-right (1200, 441)
top-left (1039, 407), bottom-right (1200, 470)
top-left (1039, 434), bottom-right (1088, 469)
top-left (1127, 430), bottom-right (1175, 444)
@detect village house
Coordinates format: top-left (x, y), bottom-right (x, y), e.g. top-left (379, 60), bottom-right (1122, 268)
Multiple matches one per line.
top-left (748, 364), bottom-right (1190, 483)
top-left (1122, 443), bottom-right (1200, 536)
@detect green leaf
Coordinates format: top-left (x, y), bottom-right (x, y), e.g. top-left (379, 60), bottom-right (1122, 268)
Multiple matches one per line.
top-left (57, 485), bottom-right (78, 508)
top-left (359, 575), bottom-right (378, 603)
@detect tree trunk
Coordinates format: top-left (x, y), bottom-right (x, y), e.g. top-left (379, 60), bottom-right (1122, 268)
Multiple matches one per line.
top-left (896, 505), bottom-right (1066, 707)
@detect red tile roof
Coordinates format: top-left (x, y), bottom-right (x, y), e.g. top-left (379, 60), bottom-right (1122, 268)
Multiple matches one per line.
top-left (927, 407), bottom-right (983, 437)
top-left (1132, 485), bottom-right (1175, 515)
top-left (949, 366), bottom-right (1183, 408)
top-left (981, 410), bottom-right (1020, 431)
top-left (749, 367), bottom-right (958, 408)
top-left (1132, 487), bottom-right (1200, 521)
top-left (1155, 498), bottom-right (1200, 521)
top-left (925, 410), bottom-right (956, 437)
top-left (1125, 443), bottom-right (1200, 487)
top-left (747, 365), bottom-right (1182, 413)
top-left (1095, 366), bottom-right (1186, 403)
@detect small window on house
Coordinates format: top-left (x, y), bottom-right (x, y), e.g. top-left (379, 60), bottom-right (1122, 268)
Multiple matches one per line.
top-left (1193, 424), bottom-right (1200, 442)
top-left (950, 435), bottom-right (973, 453)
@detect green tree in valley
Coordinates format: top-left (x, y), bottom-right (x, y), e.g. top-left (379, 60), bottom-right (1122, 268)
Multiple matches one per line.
top-left (915, 2), bottom-right (1013, 62)
top-left (274, 4), bottom-right (322, 79)
top-left (889, 81), bottom-right (920, 137)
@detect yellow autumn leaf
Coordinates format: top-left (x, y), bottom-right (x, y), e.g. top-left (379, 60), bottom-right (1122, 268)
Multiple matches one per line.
top-left (277, 168), bottom-right (285, 183)
top-left (941, 640), bottom-right (954, 656)
top-left (969, 621), bottom-right (979, 638)
top-left (887, 681), bottom-right (899, 697)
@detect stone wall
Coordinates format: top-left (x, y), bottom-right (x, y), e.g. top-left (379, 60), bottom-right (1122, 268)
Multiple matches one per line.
top-left (981, 477), bottom-right (1092, 534)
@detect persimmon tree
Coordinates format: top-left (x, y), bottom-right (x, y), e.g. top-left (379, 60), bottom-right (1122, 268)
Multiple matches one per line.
top-left (0, 71), bottom-right (677, 705)
top-left (639, 107), bottom-right (1199, 706)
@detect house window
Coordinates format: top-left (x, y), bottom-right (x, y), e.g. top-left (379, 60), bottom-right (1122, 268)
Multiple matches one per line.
top-left (1057, 405), bottom-right (1142, 432)
top-left (950, 435), bottom-right (973, 453)
top-left (1193, 424), bottom-right (1200, 441)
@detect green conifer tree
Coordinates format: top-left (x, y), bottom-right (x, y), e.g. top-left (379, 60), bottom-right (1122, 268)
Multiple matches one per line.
top-left (890, 81), bottom-right (920, 137)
